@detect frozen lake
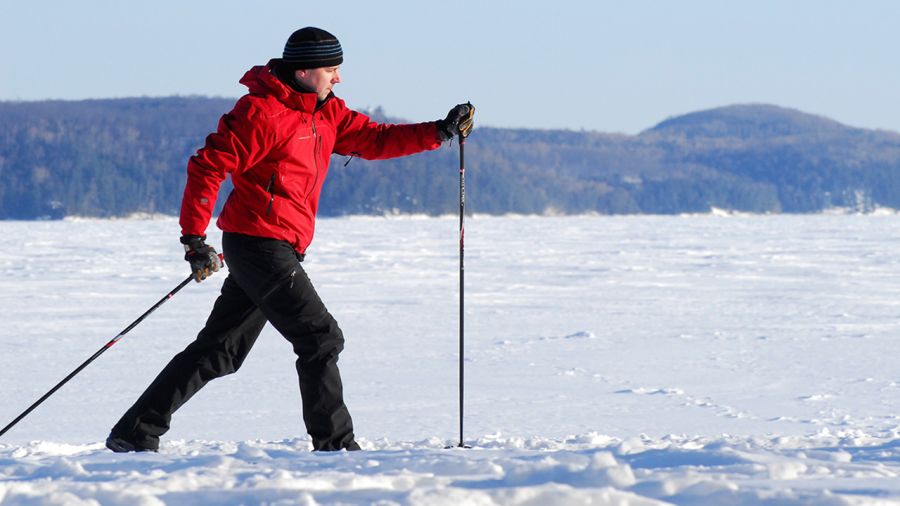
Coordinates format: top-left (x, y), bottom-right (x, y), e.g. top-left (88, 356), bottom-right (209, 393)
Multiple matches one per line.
top-left (2, 214), bottom-right (900, 504)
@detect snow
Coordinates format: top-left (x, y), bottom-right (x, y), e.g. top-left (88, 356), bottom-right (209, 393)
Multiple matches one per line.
top-left (2, 214), bottom-right (900, 504)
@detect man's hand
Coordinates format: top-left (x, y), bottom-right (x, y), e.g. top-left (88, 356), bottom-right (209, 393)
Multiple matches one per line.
top-left (437, 102), bottom-right (475, 141)
top-left (180, 235), bottom-right (222, 282)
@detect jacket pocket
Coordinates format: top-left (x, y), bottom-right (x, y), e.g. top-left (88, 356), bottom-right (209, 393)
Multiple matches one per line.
top-left (294, 126), bottom-right (315, 143)
top-left (264, 173), bottom-right (276, 216)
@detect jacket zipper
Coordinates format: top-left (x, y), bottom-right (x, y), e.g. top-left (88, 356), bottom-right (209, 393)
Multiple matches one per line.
top-left (305, 116), bottom-right (321, 202)
top-left (265, 173), bottom-right (276, 215)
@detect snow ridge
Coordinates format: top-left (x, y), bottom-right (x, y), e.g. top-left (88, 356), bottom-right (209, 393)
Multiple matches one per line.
top-left (3, 431), bottom-right (900, 505)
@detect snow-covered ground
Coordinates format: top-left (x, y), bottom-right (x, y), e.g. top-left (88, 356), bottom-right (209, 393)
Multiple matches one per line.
top-left (2, 214), bottom-right (900, 505)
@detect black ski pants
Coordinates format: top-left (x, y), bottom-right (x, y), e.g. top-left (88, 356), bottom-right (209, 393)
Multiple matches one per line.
top-left (111, 232), bottom-right (355, 451)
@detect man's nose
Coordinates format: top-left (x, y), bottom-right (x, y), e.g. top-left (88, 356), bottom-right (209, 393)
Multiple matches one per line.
top-left (333, 70), bottom-right (342, 84)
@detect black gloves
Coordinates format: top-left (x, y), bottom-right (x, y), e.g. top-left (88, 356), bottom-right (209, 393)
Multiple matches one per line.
top-left (437, 102), bottom-right (475, 141)
top-left (180, 235), bottom-right (222, 282)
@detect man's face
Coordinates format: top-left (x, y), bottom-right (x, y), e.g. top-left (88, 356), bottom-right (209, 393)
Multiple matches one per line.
top-left (294, 66), bottom-right (342, 101)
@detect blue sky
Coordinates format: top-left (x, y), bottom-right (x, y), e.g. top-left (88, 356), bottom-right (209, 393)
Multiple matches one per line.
top-left (2, 0), bottom-right (898, 134)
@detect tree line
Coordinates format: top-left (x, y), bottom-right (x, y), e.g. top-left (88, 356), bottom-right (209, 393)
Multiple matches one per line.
top-left (2, 98), bottom-right (899, 220)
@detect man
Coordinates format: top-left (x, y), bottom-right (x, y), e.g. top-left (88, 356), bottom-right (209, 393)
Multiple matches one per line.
top-left (106, 27), bottom-right (474, 452)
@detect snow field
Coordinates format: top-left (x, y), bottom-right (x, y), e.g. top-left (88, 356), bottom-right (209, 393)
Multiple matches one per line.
top-left (2, 214), bottom-right (900, 504)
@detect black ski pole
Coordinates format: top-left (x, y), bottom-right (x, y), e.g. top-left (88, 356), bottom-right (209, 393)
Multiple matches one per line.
top-left (457, 128), bottom-right (467, 448)
top-left (455, 103), bottom-right (474, 449)
top-left (0, 272), bottom-right (196, 438)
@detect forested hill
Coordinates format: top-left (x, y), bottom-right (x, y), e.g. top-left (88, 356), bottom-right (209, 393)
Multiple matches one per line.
top-left (2, 98), bottom-right (900, 219)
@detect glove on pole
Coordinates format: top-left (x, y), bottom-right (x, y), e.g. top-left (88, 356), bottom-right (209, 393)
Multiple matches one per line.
top-left (181, 235), bottom-right (222, 282)
top-left (438, 103), bottom-right (475, 142)
top-left (0, 256), bottom-right (220, 438)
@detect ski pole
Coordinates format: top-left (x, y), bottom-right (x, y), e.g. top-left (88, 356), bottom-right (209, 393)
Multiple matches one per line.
top-left (455, 102), bottom-right (474, 449)
top-left (0, 272), bottom-right (198, 438)
top-left (457, 127), bottom-right (467, 448)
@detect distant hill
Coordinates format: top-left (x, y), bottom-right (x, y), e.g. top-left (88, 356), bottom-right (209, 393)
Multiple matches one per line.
top-left (639, 104), bottom-right (900, 212)
top-left (1, 98), bottom-right (899, 219)
top-left (648, 104), bottom-right (851, 138)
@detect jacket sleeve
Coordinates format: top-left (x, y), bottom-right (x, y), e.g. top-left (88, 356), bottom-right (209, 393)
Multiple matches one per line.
top-left (332, 105), bottom-right (443, 160)
top-left (179, 99), bottom-right (273, 237)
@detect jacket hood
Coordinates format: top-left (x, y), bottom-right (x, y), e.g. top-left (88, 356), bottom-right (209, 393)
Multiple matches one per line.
top-left (239, 60), bottom-right (320, 112)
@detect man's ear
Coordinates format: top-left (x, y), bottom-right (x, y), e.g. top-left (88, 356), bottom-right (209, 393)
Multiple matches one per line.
top-left (294, 69), bottom-right (308, 80)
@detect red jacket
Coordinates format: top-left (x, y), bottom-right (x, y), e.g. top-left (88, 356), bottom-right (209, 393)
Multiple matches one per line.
top-left (180, 62), bottom-right (443, 254)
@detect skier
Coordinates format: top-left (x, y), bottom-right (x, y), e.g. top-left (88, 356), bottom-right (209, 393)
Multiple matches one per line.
top-left (106, 26), bottom-right (474, 452)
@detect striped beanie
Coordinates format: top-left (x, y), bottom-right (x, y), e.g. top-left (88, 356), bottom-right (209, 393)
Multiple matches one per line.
top-left (281, 27), bottom-right (343, 69)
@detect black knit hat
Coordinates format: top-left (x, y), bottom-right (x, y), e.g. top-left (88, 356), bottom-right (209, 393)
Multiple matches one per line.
top-left (280, 27), bottom-right (343, 70)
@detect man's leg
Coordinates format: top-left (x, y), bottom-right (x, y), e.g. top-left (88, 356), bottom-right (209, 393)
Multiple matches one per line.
top-left (267, 267), bottom-right (355, 451)
top-left (109, 274), bottom-right (267, 450)
top-left (223, 233), bottom-right (356, 451)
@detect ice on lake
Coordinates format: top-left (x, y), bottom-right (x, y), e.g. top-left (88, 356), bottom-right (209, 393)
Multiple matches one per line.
top-left (2, 214), bottom-right (900, 504)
